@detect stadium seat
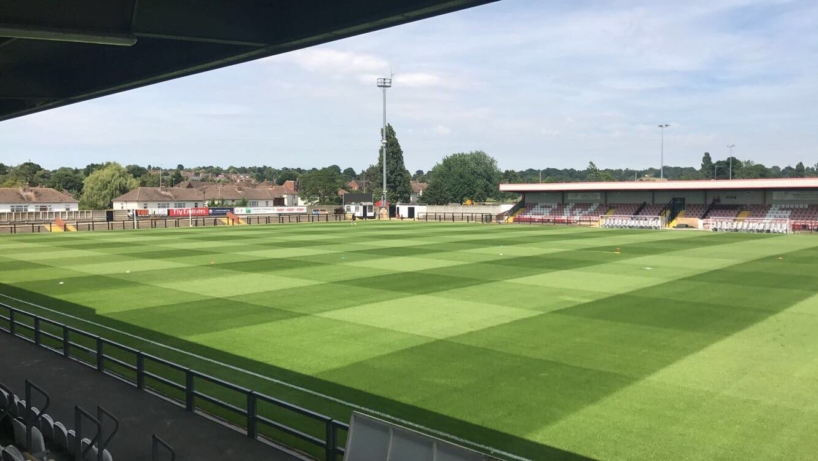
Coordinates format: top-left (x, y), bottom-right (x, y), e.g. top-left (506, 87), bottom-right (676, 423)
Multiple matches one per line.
top-left (1, 446), bottom-right (24, 461)
top-left (12, 418), bottom-right (46, 455)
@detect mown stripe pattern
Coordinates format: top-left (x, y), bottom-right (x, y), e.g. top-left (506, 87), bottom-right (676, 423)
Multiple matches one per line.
top-left (2, 222), bottom-right (818, 460)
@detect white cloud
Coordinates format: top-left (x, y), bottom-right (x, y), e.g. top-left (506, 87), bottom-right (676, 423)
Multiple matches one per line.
top-left (432, 124), bottom-right (452, 136)
top-left (395, 73), bottom-right (442, 88)
top-left (273, 48), bottom-right (388, 74)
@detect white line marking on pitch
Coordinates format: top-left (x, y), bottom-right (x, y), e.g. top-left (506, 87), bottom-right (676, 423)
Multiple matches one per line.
top-left (0, 293), bottom-right (530, 461)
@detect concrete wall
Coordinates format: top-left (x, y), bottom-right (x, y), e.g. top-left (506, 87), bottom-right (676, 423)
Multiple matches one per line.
top-left (605, 191), bottom-right (652, 204)
top-left (705, 190), bottom-right (764, 205)
top-left (564, 192), bottom-right (603, 203)
top-left (425, 204), bottom-right (513, 214)
top-left (524, 192), bottom-right (562, 204)
top-left (767, 190), bottom-right (818, 204)
top-left (653, 190), bottom-right (707, 205)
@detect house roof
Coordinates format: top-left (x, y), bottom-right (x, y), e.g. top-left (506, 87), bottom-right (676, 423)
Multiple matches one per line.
top-left (114, 187), bottom-right (204, 202)
top-left (0, 187), bottom-right (77, 204)
top-left (499, 178), bottom-right (818, 193)
top-left (347, 180), bottom-right (361, 190)
top-left (282, 180), bottom-right (298, 194)
top-left (113, 184), bottom-right (291, 203)
top-left (411, 181), bottom-right (429, 193)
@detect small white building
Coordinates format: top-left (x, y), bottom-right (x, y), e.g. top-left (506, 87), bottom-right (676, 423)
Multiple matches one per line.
top-left (396, 203), bottom-right (427, 219)
top-left (0, 186), bottom-right (78, 212)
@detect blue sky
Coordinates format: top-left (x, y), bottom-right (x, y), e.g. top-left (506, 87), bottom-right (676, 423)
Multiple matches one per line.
top-left (1, 0), bottom-right (816, 173)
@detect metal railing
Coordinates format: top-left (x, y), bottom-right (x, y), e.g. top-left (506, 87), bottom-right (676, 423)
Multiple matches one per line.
top-left (0, 303), bottom-right (348, 460)
top-left (512, 216), bottom-right (599, 226)
top-left (0, 214), bottom-right (350, 234)
top-left (419, 212), bottom-right (495, 223)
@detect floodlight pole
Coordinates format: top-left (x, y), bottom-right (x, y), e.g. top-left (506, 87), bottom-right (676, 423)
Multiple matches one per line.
top-left (658, 124), bottom-right (670, 179)
top-left (727, 144), bottom-right (735, 180)
top-left (377, 77), bottom-right (392, 217)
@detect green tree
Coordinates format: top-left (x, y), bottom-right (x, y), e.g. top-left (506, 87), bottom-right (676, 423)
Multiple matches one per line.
top-left (33, 169), bottom-right (51, 186)
top-left (276, 170), bottom-right (300, 185)
top-left (342, 167), bottom-right (357, 181)
top-left (171, 170), bottom-right (184, 186)
top-left (299, 167), bottom-right (344, 204)
top-left (795, 161), bottom-right (806, 178)
top-left (79, 163), bottom-right (138, 210)
top-left (7, 162), bottom-right (43, 185)
top-left (586, 162), bottom-right (615, 182)
top-left (126, 164), bottom-right (149, 178)
top-left (370, 124), bottom-right (412, 203)
top-left (139, 172), bottom-right (160, 187)
top-left (423, 151), bottom-right (502, 205)
top-left (83, 163), bottom-right (103, 177)
top-left (701, 152), bottom-right (714, 179)
top-left (46, 167), bottom-right (85, 195)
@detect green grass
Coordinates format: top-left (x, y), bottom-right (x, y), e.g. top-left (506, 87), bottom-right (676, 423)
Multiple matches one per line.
top-left (3, 222), bottom-right (818, 460)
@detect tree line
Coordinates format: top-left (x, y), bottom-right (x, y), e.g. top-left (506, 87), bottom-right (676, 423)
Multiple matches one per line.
top-left (2, 129), bottom-right (814, 209)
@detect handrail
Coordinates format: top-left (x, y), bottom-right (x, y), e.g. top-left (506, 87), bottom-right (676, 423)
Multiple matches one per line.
top-left (97, 406), bottom-right (119, 461)
top-left (75, 406), bottom-right (102, 459)
top-left (0, 382), bottom-right (15, 424)
top-left (25, 379), bottom-right (50, 453)
top-left (0, 302), bottom-right (349, 460)
top-left (152, 434), bottom-right (176, 461)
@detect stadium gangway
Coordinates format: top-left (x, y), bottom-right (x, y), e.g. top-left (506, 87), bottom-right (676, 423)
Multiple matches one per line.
top-left (0, 303), bottom-right (348, 461)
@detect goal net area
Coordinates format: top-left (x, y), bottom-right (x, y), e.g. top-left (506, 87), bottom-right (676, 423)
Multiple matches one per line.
top-left (599, 215), bottom-right (665, 230)
top-left (704, 218), bottom-right (791, 234)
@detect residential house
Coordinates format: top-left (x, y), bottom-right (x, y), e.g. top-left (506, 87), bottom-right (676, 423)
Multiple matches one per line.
top-left (0, 186), bottom-right (78, 212)
top-left (112, 181), bottom-right (303, 210)
top-left (410, 181), bottom-right (428, 203)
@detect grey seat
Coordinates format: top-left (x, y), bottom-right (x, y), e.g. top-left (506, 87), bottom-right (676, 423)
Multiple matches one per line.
top-left (54, 422), bottom-right (69, 451)
top-left (1, 446), bottom-right (24, 461)
top-left (36, 413), bottom-right (55, 443)
top-left (12, 418), bottom-right (46, 455)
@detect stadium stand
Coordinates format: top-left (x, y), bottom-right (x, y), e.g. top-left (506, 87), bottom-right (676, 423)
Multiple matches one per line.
top-left (515, 202), bottom-right (605, 223)
top-left (607, 203), bottom-right (641, 216)
top-left (638, 204), bottom-right (665, 216)
top-left (683, 204), bottom-right (707, 219)
top-left (705, 206), bottom-right (740, 219)
top-left (1, 379), bottom-right (116, 461)
top-left (0, 329), bottom-right (299, 461)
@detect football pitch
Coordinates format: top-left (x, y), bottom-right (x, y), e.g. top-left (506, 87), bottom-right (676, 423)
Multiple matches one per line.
top-left (2, 222), bottom-right (818, 460)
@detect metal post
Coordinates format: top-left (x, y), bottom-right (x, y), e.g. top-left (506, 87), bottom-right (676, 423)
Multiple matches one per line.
top-left (246, 392), bottom-right (258, 439)
top-left (63, 326), bottom-right (70, 357)
top-left (658, 124), bottom-right (669, 179)
top-left (728, 144), bottom-right (735, 180)
top-left (377, 77), bottom-right (392, 215)
top-left (185, 370), bottom-right (195, 412)
top-left (96, 337), bottom-right (104, 372)
top-left (325, 420), bottom-right (337, 461)
top-left (136, 353), bottom-right (145, 389)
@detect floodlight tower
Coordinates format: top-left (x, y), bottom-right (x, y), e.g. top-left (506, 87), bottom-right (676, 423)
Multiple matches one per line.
top-left (377, 77), bottom-right (392, 215)
top-left (727, 144), bottom-right (735, 180)
top-left (658, 124), bottom-right (670, 179)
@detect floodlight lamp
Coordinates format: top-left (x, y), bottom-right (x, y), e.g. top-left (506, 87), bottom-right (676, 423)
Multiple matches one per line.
top-left (377, 78), bottom-right (392, 88)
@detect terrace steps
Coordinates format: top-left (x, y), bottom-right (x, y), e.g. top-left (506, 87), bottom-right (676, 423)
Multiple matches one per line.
top-left (669, 210), bottom-right (686, 228)
top-left (53, 217), bottom-right (76, 232)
